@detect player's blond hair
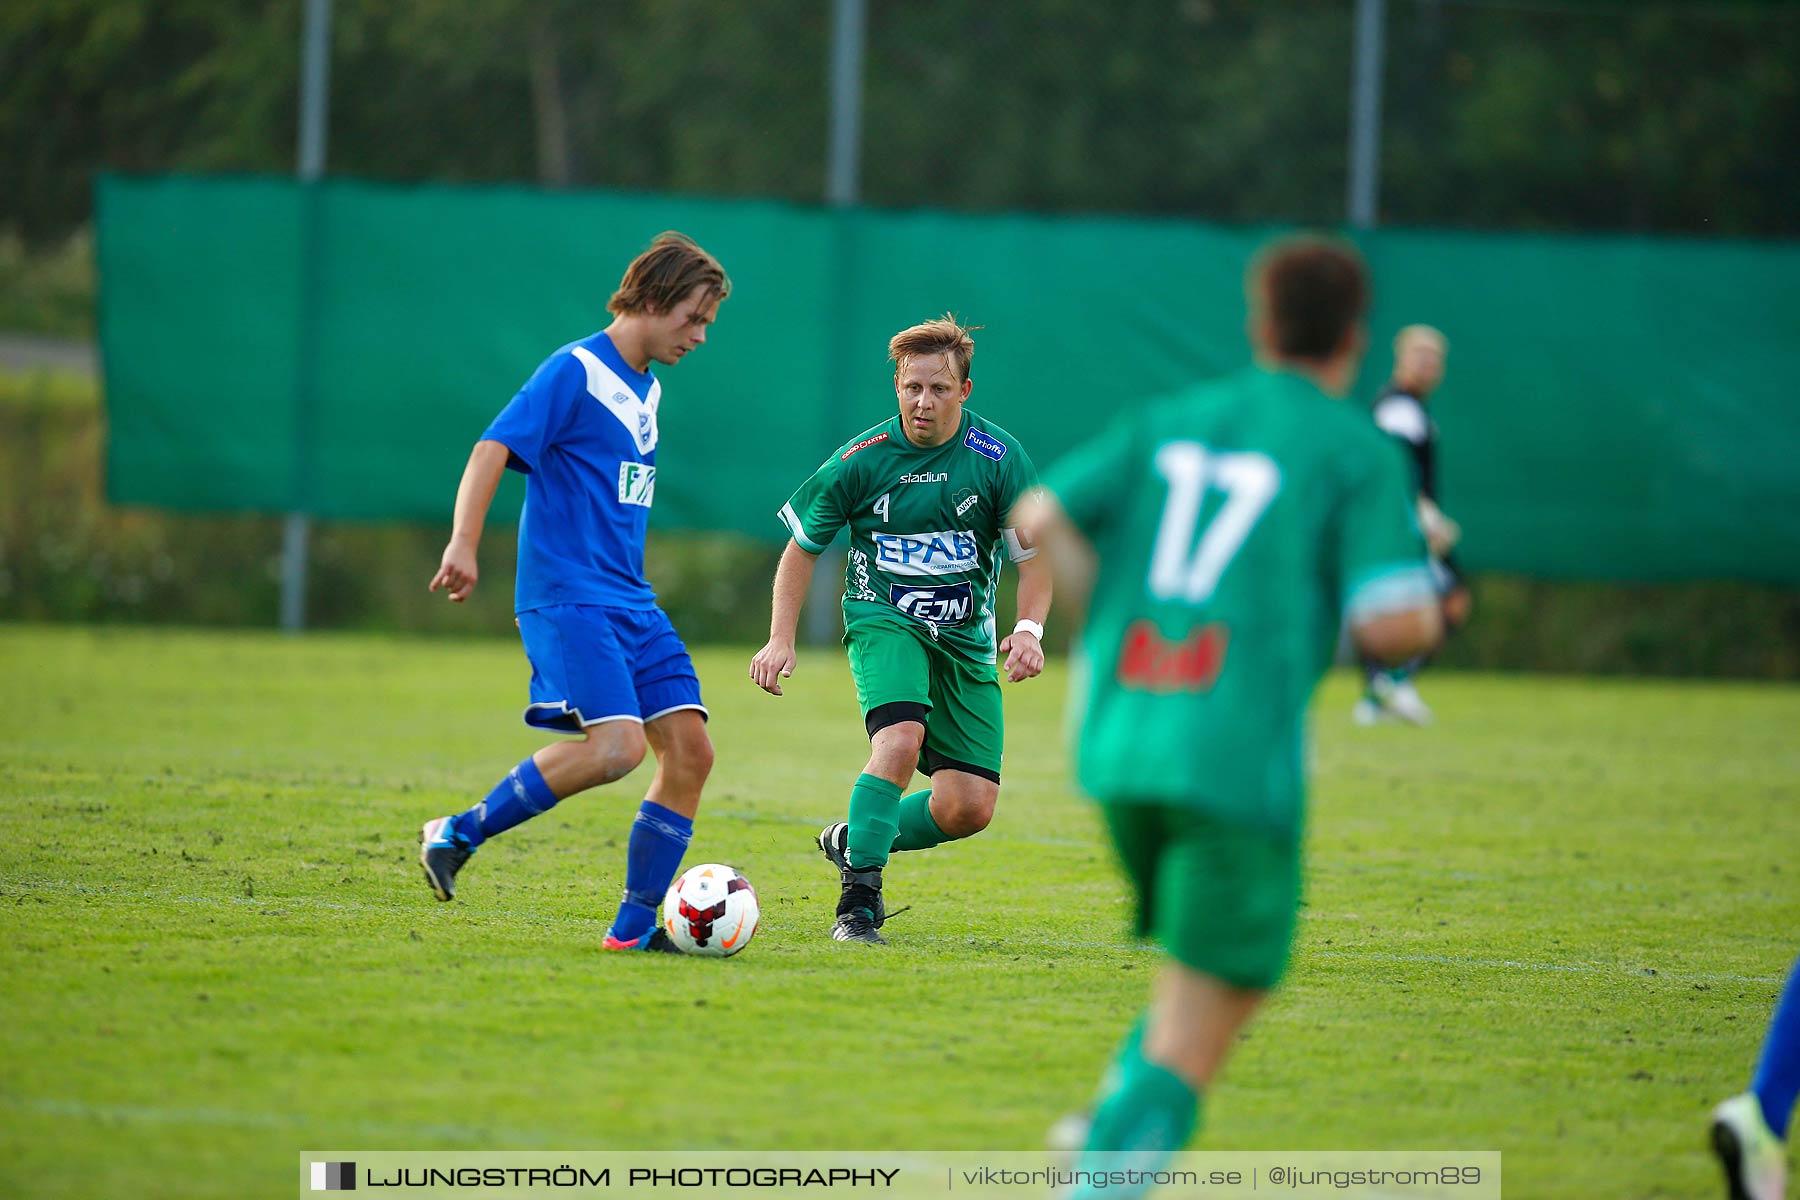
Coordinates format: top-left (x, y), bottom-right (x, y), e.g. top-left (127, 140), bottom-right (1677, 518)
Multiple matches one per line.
top-left (1394, 324), bottom-right (1448, 354)
top-left (888, 314), bottom-right (981, 383)
top-left (607, 231), bottom-right (731, 316)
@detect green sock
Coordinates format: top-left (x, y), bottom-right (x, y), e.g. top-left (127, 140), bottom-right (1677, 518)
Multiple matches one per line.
top-left (1094, 1015), bottom-right (1147, 1100)
top-left (1077, 1018), bottom-right (1200, 1189)
top-left (845, 774), bottom-right (903, 870)
top-left (890, 789), bottom-right (951, 852)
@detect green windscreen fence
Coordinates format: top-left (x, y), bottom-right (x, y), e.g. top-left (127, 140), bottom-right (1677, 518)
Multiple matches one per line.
top-left (97, 174), bottom-right (1800, 583)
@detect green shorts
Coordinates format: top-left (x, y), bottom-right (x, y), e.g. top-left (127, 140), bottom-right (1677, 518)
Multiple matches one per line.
top-left (844, 609), bottom-right (1003, 781)
top-left (1100, 802), bottom-right (1301, 990)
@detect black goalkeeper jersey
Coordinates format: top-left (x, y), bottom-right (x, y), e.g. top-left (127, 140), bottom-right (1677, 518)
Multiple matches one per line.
top-left (1371, 383), bottom-right (1437, 502)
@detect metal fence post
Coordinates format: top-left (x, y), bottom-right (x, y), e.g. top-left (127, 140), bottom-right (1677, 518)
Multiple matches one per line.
top-left (1347, 0), bottom-right (1386, 230)
top-left (280, 0), bottom-right (333, 631)
top-left (805, 0), bottom-right (868, 645)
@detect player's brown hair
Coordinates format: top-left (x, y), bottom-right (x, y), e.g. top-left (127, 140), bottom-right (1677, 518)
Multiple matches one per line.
top-left (1250, 235), bottom-right (1369, 361)
top-left (607, 231), bottom-right (731, 316)
top-left (887, 314), bottom-right (981, 383)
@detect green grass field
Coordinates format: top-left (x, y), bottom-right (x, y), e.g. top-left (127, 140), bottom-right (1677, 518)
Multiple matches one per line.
top-left (1, 625), bottom-right (1795, 1198)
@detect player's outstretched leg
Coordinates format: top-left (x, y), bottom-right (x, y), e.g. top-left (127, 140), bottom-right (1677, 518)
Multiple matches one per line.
top-left (419, 756), bottom-right (561, 901)
top-left (832, 771), bottom-right (900, 942)
top-left (1069, 1005), bottom-right (1200, 1200)
top-left (1069, 966), bottom-right (1265, 1200)
top-left (600, 799), bottom-right (695, 951)
top-left (1712, 955), bottom-right (1799, 1200)
top-left (419, 721), bottom-right (646, 903)
top-left (827, 717), bottom-right (917, 942)
top-left (602, 708), bottom-right (711, 952)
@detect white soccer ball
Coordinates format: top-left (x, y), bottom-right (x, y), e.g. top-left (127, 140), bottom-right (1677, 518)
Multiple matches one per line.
top-left (662, 863), bottom-right (760, 957)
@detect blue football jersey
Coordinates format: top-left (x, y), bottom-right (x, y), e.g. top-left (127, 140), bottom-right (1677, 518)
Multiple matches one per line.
top-left (482, 331), bottom-right (661, 612)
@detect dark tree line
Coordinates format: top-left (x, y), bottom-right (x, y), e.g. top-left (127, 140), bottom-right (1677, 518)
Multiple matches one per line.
top-left (4, 0), bottom-right (1796, 242)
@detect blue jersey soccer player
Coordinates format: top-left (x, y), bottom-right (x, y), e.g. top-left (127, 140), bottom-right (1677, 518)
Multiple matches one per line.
top-left (417, 232), bottom-right (728, 953)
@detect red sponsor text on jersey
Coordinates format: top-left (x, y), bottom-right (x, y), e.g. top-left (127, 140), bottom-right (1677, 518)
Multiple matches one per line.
top-left (1117, 620), bottom-right (1228, 693)
top-left (841, 432), bottom-right (891, 460)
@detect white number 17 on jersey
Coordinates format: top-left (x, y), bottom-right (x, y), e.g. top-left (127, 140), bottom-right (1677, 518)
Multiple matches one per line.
top-left (1147, 442), bottom-right (1280, 604)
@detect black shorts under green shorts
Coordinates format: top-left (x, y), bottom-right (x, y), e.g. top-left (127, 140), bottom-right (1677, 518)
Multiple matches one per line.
top-left (844, 609), bottom-right (1003, 780)
top-left (1100, 802), bottom-right (1301, 991)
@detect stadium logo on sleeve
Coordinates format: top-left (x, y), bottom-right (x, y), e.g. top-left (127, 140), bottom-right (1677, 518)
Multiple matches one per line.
top-left (889, 582), bottom-right (974, 626)
top-left (964, 427), bottom-right (1008, 461)
top-left (841, 432), bottom-right (891, 460)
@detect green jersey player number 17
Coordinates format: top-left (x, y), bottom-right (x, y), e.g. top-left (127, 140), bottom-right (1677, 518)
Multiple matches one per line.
top-left (1018, 236), bottom-right (1444, 1179)
top-left (749, 315), bottom-right (1052, 947)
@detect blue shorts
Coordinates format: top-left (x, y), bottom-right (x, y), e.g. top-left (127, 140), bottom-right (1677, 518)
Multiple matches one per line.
top-left (516, 603), bottom-right (706, 733)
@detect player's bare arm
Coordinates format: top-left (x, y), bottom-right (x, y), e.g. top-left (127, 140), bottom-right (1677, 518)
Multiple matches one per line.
top-left (1012, 489), bottom-right (1097, 616)
top-left (1416, 496), bottom-right (1462, 558)
top-left (749, 539), bottom-right (819, 696)
top-left (1000, 552), bottom-right (1051, 683)
top-left (428, 439), bottom-right (510, 602)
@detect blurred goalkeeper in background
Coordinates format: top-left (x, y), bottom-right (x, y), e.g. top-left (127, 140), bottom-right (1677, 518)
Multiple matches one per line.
top-left (1354, 323), bottom-right (1471, 726)
top-left (1020, 237), bottom-right (1441, 1194)
top-left (416, 232), bottom-right (729, 954)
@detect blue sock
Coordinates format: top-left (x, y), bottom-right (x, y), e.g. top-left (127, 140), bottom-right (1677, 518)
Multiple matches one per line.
top-left (1752, 954), bottom-right (1800, 1138)
top-left (607, 800), bottom-right (694, 944)
top-left (451, 756), bottom-right (559, 849)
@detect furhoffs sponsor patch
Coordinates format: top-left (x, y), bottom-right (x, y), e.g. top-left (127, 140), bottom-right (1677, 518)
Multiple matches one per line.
top-left (964, 427), bottom-right (1007, 461)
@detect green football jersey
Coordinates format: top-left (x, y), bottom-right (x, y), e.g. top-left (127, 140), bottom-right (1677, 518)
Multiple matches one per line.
top-left (780, 409), bottom-right (1039, 665)
top-left (1044, 366), bottom-right (1433, 833)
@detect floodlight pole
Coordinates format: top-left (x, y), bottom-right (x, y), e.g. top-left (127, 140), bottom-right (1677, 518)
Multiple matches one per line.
top-left (280, 0), bottom-right (333, 631)
top-left (1347, 0), bottom-right (1386, 230)
top-left (805, 0), bottom-right (867, 645)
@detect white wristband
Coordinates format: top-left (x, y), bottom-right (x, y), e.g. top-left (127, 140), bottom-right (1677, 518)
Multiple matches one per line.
top-left (1012, 619), bottom-right (1044, 640)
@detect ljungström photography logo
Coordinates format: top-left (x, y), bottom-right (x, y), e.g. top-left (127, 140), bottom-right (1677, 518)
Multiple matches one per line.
top-left (310, 1161), bottom-right (356, 1191)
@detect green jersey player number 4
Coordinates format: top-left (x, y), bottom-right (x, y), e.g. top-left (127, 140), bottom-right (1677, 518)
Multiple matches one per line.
top-left (750, 316), bottom-right (1052, 947)
top-left (779, 409), bottom-right (1035, 668)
